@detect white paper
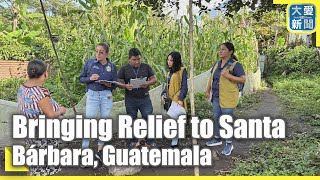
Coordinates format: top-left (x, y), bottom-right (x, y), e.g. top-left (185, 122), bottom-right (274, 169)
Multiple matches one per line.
top-left (167, 101), bottom-right (186, 119)
top-left (130, 77), bottom-right (147, 89)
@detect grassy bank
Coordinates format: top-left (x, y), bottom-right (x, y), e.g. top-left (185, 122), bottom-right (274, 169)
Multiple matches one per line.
top-left (230, 74), bottom-right (320, 175)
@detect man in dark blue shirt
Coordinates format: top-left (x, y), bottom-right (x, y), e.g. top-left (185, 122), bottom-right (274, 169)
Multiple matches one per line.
top-left (117, 48), bottom-right (157, 148)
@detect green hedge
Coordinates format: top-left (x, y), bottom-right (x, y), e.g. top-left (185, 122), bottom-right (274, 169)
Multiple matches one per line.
top-left (266, 46), bottom-right (320, 75)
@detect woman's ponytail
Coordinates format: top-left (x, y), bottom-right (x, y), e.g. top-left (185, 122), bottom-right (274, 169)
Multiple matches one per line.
top-left (232, 54), bottom-right (238, 61)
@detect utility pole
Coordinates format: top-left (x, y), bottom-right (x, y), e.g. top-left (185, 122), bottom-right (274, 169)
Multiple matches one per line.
top-left (188, 0), bottom-right (199, 176)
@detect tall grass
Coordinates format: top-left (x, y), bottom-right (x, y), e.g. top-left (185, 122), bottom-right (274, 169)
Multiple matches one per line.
top-left (1, 1), bottom-right (259, 107)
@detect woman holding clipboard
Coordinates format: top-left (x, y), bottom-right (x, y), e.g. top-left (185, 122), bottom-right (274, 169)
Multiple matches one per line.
top-left (79, 42), bottom-right (117, 163)
top-left (161, 51), bottom-right (188, 148)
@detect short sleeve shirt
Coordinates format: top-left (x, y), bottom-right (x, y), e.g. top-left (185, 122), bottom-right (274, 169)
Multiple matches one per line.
top-left (17, 85), bottom-right (60, 118)
top-left (118, 63), bottom-right (155, 98)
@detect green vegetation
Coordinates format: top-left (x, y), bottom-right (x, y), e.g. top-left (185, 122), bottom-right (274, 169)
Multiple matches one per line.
top-left (229, 21), bottom-right (320, 174)
top-left (231, 133), bottom-right (320, 175)
top-left (0, 78), bottom-right (25, 102)
top-left (251, 10), bottom-right (287, 51)
top-left (187, 93), bottom-right (212, 119)
top-left (230, 75), bottom-right (320, 175)
top-left (1, 0), bottom-right (319, 176)
top-left (265, 45), bottom-right (320, 76)
top-left (0, 0), bottom-right (258, 107)
top-left (270, 74), bottom-right (320, 124)
top-left (237, 92), bottom-right (262, 109)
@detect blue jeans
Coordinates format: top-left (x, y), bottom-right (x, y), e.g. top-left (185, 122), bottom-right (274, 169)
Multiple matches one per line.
top-left (82, 89), bottom-right (113, 149)
top-left (212, 97), bottom-right (234, 143)
top-left (125, 95), bottom-right (154, 144)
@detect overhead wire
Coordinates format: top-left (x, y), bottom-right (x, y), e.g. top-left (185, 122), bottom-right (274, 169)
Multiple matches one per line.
top-left (39, 0), bottom-right (77, 115)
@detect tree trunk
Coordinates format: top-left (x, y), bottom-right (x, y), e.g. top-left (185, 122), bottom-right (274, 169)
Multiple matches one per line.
top-left (311, 32), bottom-right (316, 47)
top-left (188, 0), bottom-right (199, 176)
top-left (13, 17), bottom-right (18, 31)
top-left (11, 4), bottom-right (19, 31)
top-left (180, 17), bottom-right (185, 59)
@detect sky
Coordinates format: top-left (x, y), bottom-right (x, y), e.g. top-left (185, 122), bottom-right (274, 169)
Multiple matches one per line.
top-left (162, 0), bottom-right (224, 19)
top-left (0, 0), bottom-right (227, 19)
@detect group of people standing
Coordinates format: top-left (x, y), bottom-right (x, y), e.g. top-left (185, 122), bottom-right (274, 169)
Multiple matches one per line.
top-left (17, 41), bottom-right (245, 175)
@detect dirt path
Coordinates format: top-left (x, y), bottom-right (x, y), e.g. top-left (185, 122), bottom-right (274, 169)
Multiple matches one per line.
top-left (0, 88), bottom-right (305, 176)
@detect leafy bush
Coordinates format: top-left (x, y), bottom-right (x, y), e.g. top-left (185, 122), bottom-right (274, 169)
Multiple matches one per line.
top-left (266, 46), bottom-right (320, 75)
top-left (0, 43), bottom-right (33, 61)
top-left (186, 93), bottom-right (213, 119)
top-left (230, 133), bottom-right (320, 175)
top-left (0, 78), bottom-right (25, 101)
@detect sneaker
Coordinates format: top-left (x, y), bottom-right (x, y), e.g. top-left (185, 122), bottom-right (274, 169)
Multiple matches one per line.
top-left (80, 162), bottom-right (100, 169)
top-left (206, 139), bottom-right (222, 147)
top-left (79, 156), bottom-right (90, 168)
top-left (171, 138), bottom-right (179, 148)
top-left (221, 143), bottom-right (234, 156)
top-left (170, 144), bottom-right (179, 148)
top-left (95, 150), bottom-right (103, 162)
top-left (80, 164), bottom-right (90, 168)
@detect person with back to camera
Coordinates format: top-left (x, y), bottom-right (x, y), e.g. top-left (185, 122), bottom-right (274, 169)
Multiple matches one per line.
top-left (17, 59), bottom-right (66, 175)
top-left (117, 48), bottom-right (157, 149)
top-left (161, 51), bottom-right (188, 148)
top-left (79, 42), bottom-right (117, 164)
top-left (205, 42), bottom-right (246, 156)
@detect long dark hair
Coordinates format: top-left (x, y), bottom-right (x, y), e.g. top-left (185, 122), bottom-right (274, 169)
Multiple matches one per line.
top-left (222, 42), bottom-right (238, 61)
top-left (167, 51), bottom-right (183, 73)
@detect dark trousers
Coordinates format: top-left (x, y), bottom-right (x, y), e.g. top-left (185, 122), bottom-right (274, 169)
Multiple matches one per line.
top-left (125, 95), bottom-right (154, 145)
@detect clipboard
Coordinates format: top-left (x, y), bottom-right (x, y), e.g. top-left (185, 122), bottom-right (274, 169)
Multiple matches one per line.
top-left (96, 80), bottom-right (121, 85)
